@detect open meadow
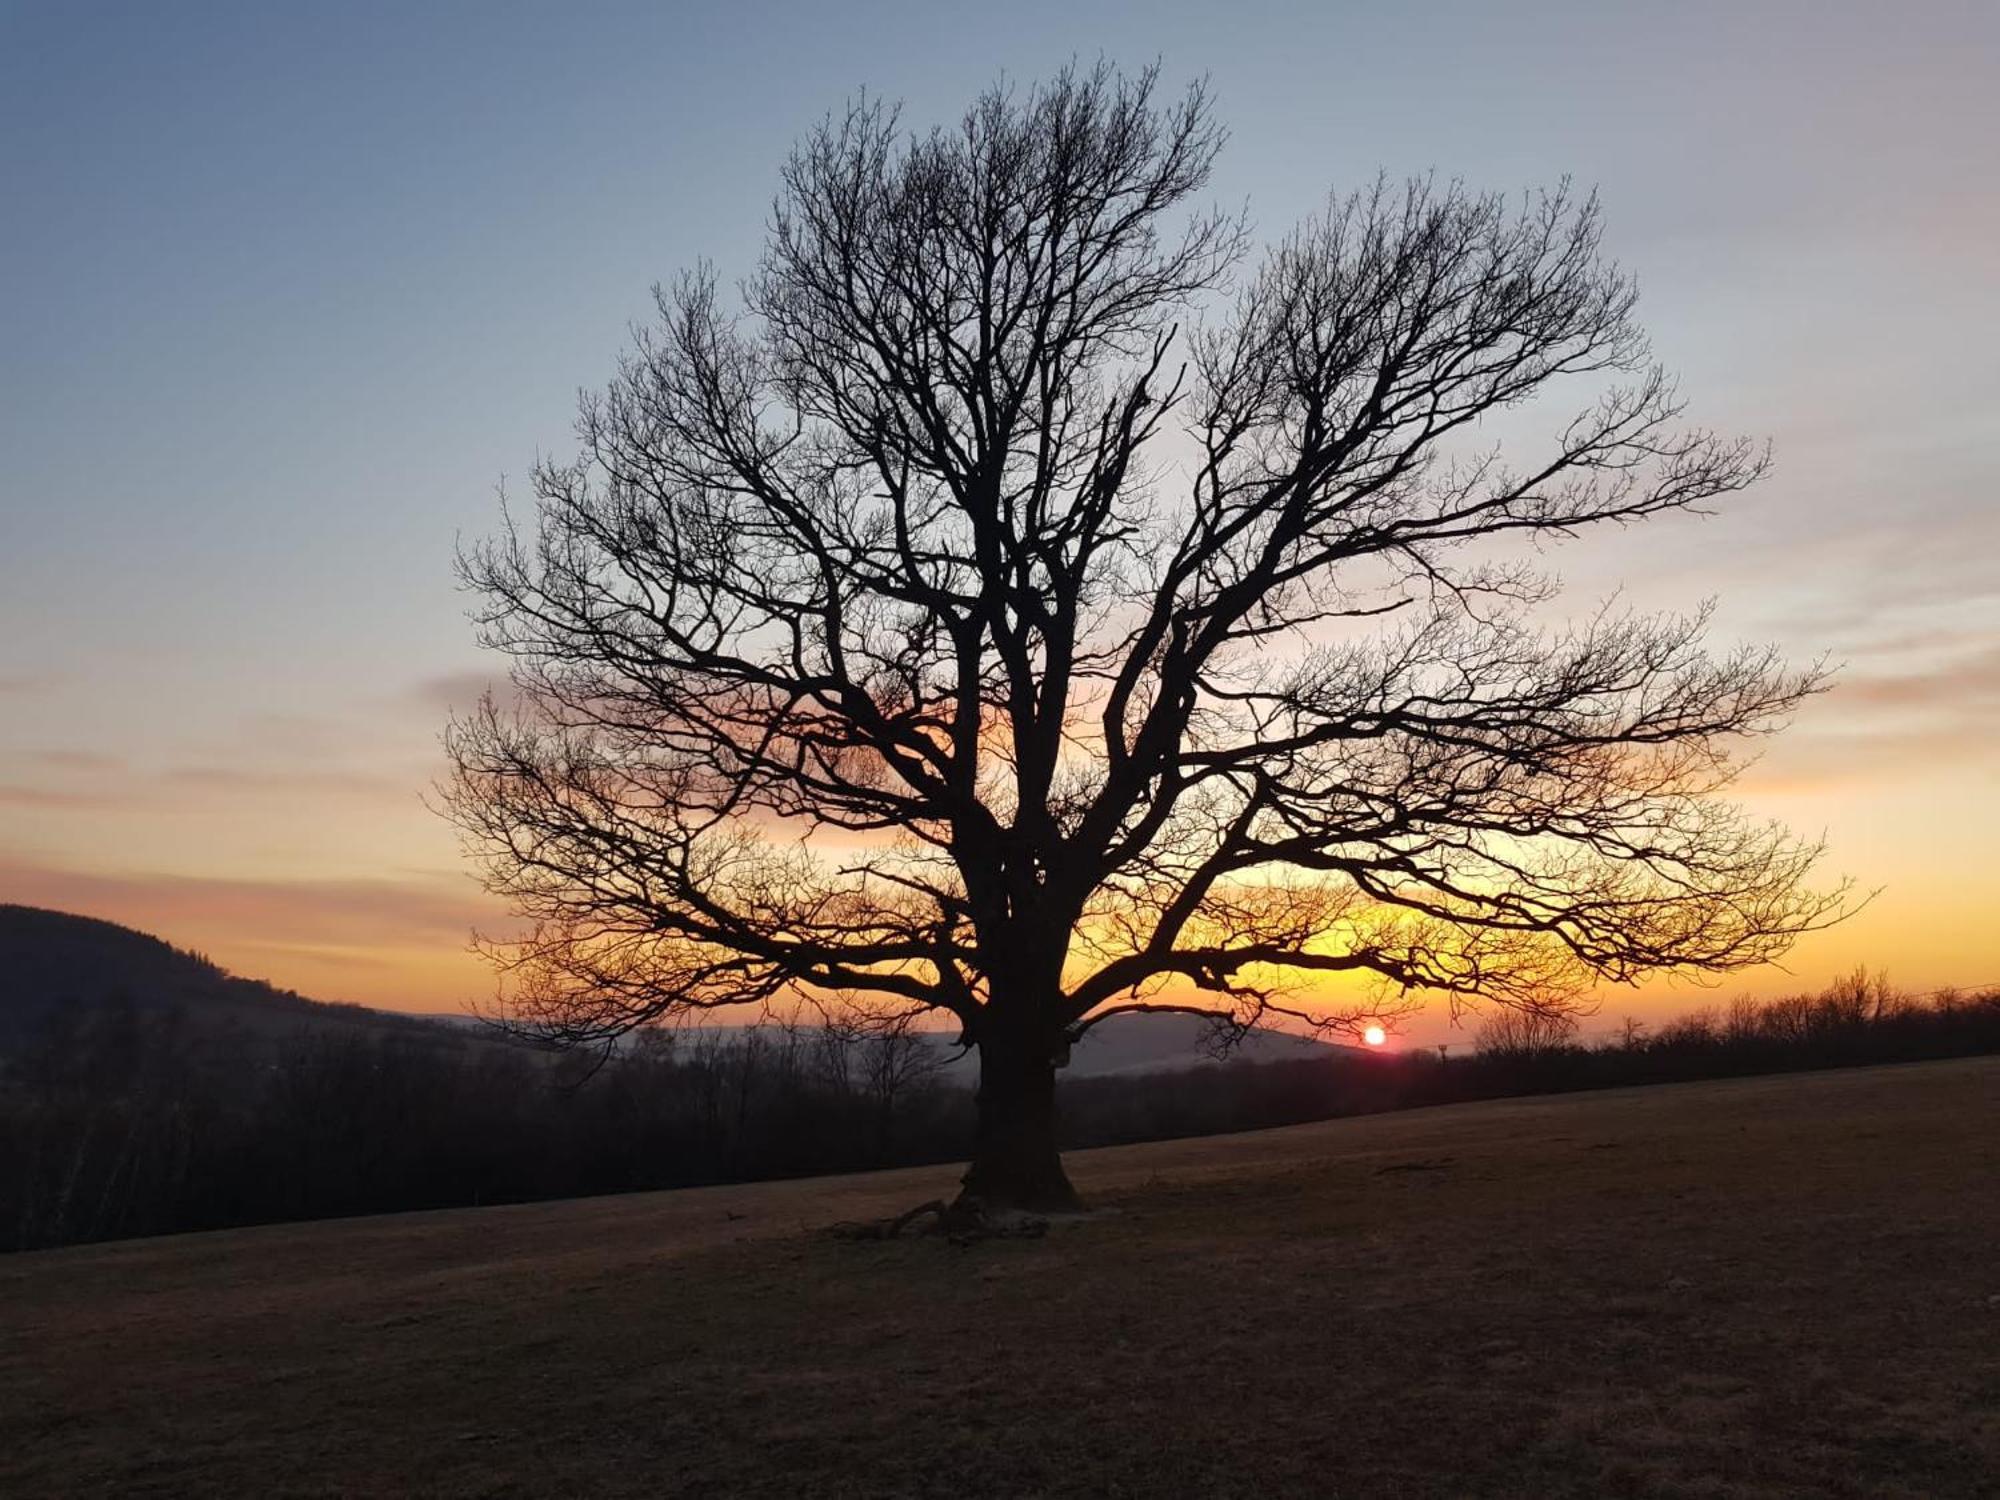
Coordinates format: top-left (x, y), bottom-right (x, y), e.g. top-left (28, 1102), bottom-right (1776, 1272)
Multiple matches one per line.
top-left (5, 1058), bottom-right (1996, 1497)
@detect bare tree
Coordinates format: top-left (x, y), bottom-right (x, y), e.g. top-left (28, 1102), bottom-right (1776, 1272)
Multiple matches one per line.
top-left (857, 1010), bottom-right (949, 1162)
top-left (1474, 1008), bottom-right (1581, 1061)
top-left (445, 63), bottom-right (1843, 1215)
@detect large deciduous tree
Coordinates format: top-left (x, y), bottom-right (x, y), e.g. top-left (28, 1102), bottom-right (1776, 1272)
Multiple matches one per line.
top-left (446, 64), bottom-right (1840, 1215)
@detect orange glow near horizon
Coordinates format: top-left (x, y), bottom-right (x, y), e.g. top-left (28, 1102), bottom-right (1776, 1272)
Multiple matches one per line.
top-left (2, 734), bottom-right (1995, 1039)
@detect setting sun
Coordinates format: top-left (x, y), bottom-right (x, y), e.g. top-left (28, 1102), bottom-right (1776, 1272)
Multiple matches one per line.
top-left (1363, 1025), bottom-right (1388, 1048)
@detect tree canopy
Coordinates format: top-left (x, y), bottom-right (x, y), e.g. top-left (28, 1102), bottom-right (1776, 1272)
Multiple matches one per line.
top-left (446, 63), bottom-right (1841, 1210)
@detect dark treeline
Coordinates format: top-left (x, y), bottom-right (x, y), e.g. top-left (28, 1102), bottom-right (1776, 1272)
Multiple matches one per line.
top-left (1, 1013), bottom-right (967, 1253)
top-left (1059, 974), bottom-right (2000, 1149)
top-left (3, 972), bottom-right (1995, 1252)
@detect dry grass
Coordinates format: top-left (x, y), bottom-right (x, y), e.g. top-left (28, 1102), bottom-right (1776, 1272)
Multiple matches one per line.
top-left (5, 1058), bottom-right (1997, 1497)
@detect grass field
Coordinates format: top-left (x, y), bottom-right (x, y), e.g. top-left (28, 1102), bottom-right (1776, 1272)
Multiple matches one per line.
top-left (5, 1058), bottom-right (1996, 1497)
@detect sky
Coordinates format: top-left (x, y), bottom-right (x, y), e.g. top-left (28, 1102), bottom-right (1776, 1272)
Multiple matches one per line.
top-left (2, 0), bottom-right (1996, 1040)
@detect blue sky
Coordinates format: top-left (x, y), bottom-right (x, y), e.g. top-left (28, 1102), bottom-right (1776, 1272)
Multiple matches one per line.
top-left (2, 0), bottom-right (1996, 1019)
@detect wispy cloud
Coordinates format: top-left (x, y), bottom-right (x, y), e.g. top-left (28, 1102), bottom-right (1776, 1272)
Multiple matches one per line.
top-left (21, 748), bottom-right (126, 772)
top-left (412, 670), bottom-right (499, 711)
top-left (0, 784), bottom-right (118, 809)
top-left (1740, 635), bottom-right (2000, 792)
top-left (407, 669), bottom-right (532, 719)
top-left (1832, 641), bottom-right (2000, 715)
top-left (0, 757), bottom-right (423, 814)
top-left (0, 860), bottom-right (497, 945)
top-left (161, 765), bottom-right (418, 801)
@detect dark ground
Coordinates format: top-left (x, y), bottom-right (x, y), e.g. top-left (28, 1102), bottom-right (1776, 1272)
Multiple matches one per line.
top-left (4, 1057), bottom-right (1996, 1497)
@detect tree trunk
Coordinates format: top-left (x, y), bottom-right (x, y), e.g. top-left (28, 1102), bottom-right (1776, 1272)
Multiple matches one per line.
top-left (957, 1030), bottom-right (1080, 1215)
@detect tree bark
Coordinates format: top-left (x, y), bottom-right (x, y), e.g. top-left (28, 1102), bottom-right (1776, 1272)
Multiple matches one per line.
top-left (956, 1030), bottom-right (1081, 1215)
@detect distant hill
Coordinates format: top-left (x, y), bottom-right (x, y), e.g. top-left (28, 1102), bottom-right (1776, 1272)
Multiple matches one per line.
top-left (649, 1010), bottom-right (1359, 1083)
top-left (1060, 1011), bottom-right (1363, 1077)
top-left (0, 905), bottom-right (451, 1047)
top-left (0, 904), bottom-right (1357, 1074)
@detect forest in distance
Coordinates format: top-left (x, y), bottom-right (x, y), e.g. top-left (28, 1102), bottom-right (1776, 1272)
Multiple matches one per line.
top-left (5, 911), bottom-right (1996, 1253)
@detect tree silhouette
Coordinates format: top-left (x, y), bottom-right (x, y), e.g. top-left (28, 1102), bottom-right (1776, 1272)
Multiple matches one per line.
top-left (445, 63), bottom-right (1842, 1214)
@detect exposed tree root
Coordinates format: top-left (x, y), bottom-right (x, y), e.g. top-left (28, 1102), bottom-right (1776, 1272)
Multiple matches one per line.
top-left (825, 1199), bottom-right (950, 1241)
top-left (825, 1195), bottom-right (1051, 1246)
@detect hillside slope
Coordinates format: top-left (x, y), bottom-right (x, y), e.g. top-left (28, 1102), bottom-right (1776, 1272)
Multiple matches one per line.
top-left (0, 904), bottom-right (448, 1045)
top-left (4, 1058), bottom-right (1994, 1497)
